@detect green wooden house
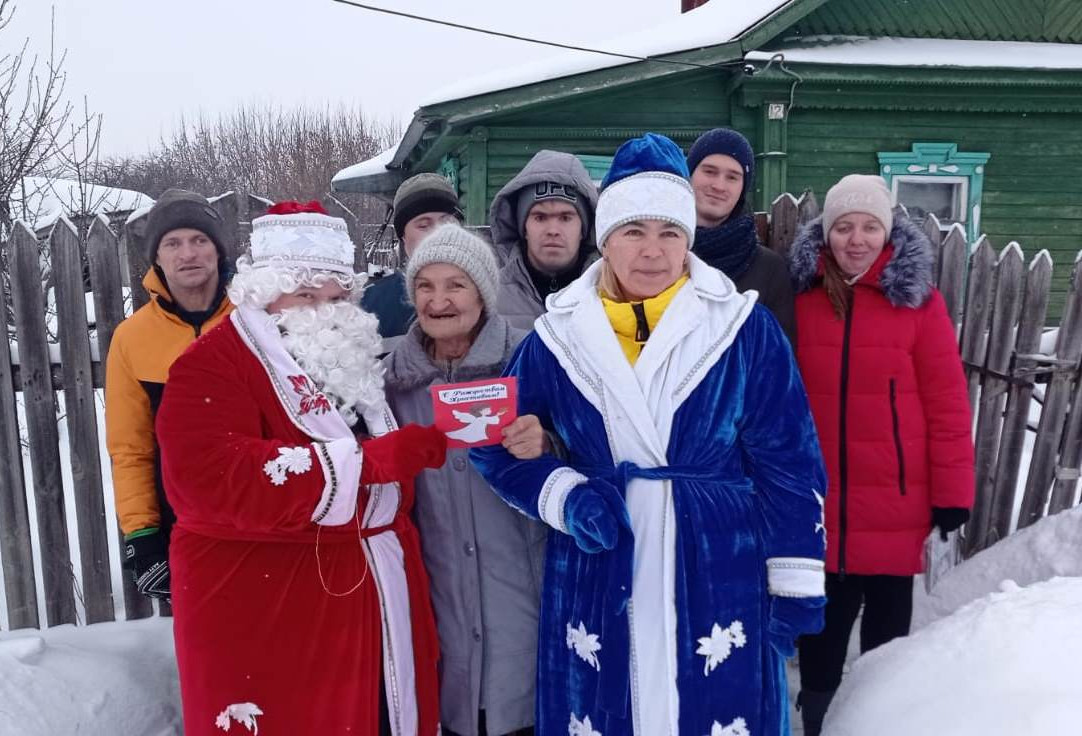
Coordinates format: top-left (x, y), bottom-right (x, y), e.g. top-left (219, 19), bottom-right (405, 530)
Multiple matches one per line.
top-left (331, 0), bottom-right (1082, 307)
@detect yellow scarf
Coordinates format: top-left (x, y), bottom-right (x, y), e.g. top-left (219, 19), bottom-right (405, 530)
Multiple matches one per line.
top-left (600, 276), bottom-right (689, 365)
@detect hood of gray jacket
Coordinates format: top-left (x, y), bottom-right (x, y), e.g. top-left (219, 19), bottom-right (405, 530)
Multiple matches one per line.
top-left (383, 313), bottom-right (527, 392)
top-left (488, 150), bottom-right (599, 260)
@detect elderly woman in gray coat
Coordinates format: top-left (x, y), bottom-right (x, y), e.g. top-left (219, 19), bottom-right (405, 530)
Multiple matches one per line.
top-left (383, 223), bottom-right (548, 736)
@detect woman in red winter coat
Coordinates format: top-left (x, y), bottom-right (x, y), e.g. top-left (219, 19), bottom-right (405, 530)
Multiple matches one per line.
top-left (788, 174), bottom-right (975, 735)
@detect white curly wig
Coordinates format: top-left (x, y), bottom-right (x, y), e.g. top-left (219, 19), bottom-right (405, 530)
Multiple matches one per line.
top-left (226, 252), bottom-right (367, 309)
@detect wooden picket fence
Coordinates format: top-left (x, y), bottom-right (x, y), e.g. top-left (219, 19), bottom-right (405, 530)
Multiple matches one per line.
top-left (0, 189), bottom-right (1079, 630)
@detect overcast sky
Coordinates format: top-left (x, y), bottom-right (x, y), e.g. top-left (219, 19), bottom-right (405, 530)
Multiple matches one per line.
top-left (7, 0), bottom-right (677, 158)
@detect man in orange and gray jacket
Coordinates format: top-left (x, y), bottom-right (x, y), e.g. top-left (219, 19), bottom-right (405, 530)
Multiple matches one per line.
top-left (105, 189), bottom-right (233, 601)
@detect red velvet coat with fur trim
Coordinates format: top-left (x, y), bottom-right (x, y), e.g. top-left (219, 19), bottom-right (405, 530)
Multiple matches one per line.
top-left (156, 317), bottom-right (440, 736)
top-left (789, 216), bottom-right (974, 575)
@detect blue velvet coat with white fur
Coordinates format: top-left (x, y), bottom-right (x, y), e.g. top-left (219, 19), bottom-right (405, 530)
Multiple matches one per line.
top-left (471, 256), bottom-right (827, 736)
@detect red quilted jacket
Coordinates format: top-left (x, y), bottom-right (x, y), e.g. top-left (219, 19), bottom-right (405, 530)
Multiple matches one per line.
top-left (790, 216), bottom-right (975, 575)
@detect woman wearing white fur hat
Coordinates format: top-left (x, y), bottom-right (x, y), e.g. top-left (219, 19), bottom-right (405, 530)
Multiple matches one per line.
top-left (472, 134), bottom-right (827, 736)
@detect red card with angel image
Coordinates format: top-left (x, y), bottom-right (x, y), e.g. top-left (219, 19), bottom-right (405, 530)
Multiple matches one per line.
top-left (430, 377), bottom-right (518, 448)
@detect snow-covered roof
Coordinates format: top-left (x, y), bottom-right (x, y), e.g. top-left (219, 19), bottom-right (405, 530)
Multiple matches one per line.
top-left (331, 1), bottom-right (791, 186)
top-left (331, 146), bottom-right (397, 185)
top-left (11, 176), bottom-right (155, 231)
top-left (420, 0), bottom-right (792, 106)
top-left (747, 36), bottom-right (1082, 70)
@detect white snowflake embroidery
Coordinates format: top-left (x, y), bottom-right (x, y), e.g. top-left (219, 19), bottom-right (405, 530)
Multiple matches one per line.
top-left (263, 459), bottom-right (287, 486)
top-left (262, 446), bottom-right (314, 486)
top-left (277, 446), bottom-right (313, 474)
top-left (696, 620), bottom-right (747, 676)
top-left (215, 702), bottom-right (263, 733)
top-left (707, 717), bottom-right (750, 736)
top-left (813, 489), bottom-right (826, 538)
top-left (569, 713), bottom-right (602, 736)
top-left (566, 621), bottom-right (601, 671)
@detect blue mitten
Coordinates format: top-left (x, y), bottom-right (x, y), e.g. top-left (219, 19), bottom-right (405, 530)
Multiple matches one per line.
top-left (564, 479), bottom-right (631, 553)
top-left (768, 595), bottom-right (826, 657)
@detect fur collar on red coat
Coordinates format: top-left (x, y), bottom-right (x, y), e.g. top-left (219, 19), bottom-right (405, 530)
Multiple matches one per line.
top-left (789, 213), bottom-right (936, 309)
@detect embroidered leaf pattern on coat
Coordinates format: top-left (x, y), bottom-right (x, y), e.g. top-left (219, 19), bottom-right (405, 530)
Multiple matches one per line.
top-left (215, 702), bottom-right (263, 733)
top-left (813, 489), bottom-right (826, 539)
top-left (707, 717), bottom-right (750, 736)
top-left (566, 621), bottom-right (601, 671)
top-left (288, 374), bottom-right (331, 416)
top-left (569, 713), bottom-right (602, 736)
top-left (696, 620), bottom-right (747, 676)
top-left (263, 446), bottom-right (313, 486)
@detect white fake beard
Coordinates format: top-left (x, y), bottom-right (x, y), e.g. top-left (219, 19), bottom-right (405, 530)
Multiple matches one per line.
top-left (275, 301), bottom-right (385, 427)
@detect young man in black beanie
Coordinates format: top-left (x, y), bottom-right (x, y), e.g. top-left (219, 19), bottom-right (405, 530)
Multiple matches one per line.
top-left (105, 188), bottom-right (233, 603)
top-left (488, 150), bottom-right (598, 330)
top-left (688, 127), bottom-right (796, 344)
top-left (361, 172), bottom-right (463, 351)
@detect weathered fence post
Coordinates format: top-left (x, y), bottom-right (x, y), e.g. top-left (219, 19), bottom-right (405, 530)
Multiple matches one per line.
top-left (922, 214), bottom-right (944, 280)
top-left (985, 251), bottom-right (1053, 543)
top-left (51, 219), bottom-right (115, 624)
top-left (0, 237), bottom-right (38, 630)
top-left (768, 193), bottom-right (799, 257)
top-left (959, 237), bottom-right (996, 410)
top-left (86, 217), bottom-right (125, 361)
top-left (210, 191), bottom-right (243, 264)
top-left (9, 222), bottom-right (77, 626)
top-left (937, 226), bottom-right (968, 330)
top-left (1049, 365), bottom-right (1082, 515)
top-left (1018, 253), bottom-right (1082, 528)
top-left (796, 189), bottom-right (820, 224)
top-left (965, 243), bottom-right (1025, 554)
top-left (123, 213), bottom-right (150, 311)
top-left (86, 216), bottom-right (152, 622)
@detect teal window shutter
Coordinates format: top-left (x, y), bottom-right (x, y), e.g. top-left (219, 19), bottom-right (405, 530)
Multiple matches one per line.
top-left (877, 143), bottom-right (990, 242)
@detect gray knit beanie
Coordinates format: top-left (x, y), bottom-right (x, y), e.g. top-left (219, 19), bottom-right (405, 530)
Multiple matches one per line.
top-left (144, 188), bottom-right (226, 263)
top-left (392, 173), bottom-right (462, 239)
top-left (405, 223), bottom-right (499, 317)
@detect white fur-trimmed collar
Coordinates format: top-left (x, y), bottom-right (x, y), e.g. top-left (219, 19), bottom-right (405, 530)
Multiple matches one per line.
top-left (535, 253), bottom-right (756, 464)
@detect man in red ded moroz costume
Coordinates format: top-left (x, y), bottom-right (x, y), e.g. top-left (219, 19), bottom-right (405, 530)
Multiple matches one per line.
top-left (156, 200), bottom-right (447, 735)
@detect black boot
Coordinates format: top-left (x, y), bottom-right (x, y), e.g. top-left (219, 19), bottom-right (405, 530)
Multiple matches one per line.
top-left (797, 689), bottom-right (835, 736)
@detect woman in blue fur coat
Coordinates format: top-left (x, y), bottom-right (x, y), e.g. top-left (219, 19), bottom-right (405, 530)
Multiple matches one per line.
top-left (471, 134), bottom-right (828, 736)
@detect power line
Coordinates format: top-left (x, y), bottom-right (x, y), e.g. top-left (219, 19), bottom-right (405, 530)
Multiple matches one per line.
top-left (329, 0), bottom-right (743, 71)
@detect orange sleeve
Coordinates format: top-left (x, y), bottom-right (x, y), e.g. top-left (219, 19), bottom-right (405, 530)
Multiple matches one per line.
top-left (105, 324), bottom-right (160, 535)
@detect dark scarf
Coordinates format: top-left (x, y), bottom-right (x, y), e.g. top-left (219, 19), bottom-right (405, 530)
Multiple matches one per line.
top-left (523, 243), bottom-right (590, 299)
top-left (693, 213), bottom-right (759, 281)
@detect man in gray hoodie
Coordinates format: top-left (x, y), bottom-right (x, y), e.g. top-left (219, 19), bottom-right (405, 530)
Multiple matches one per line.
top-left (489, 151), bottom-right (599, 330)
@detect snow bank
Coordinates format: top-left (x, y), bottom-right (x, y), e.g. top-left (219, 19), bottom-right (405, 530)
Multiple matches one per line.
top-left (913, 504), bottom-right (1082, 628)
top-left (826, 577), bottom-right (1082, 735)
top-left (0, 617), bottom-right (181, 735)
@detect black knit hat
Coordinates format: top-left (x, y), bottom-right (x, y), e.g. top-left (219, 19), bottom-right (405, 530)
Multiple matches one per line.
top-left (392, 173), bottom-right (462, 239)
top-left (144, 189), bottom-right (227, 263)
top-left (686, 128), bottom-right (756, 214)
